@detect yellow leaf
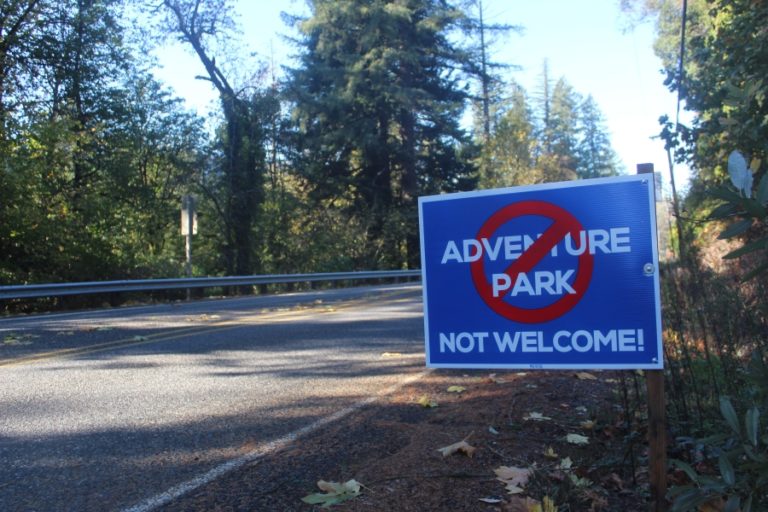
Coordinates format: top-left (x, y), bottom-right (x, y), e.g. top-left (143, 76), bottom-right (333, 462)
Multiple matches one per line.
top-left (437, 440), bottom-right (476, 457)
top-left (505, 495), bottom-right (542, 511)
top-left (580, 420), bottom-right (596, 430)
top-left (447, 385), bottom-right (466, 393)
top-left (416, 395), bottom-right (438, 408)
top-left (575, 372), bottom-right (597, 380)
top-left (544, 446), bottom-right (559, 459)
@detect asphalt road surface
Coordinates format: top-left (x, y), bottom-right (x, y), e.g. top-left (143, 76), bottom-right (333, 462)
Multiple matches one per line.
top-left (0, 284), bottom-right (426, 512)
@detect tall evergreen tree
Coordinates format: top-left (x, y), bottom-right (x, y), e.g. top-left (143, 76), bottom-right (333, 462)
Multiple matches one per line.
top-left (576, 94), bottom-right (621, 178)
top-left (546, 77), bottom-right (581, 177)
top-left (478, 82), bottom-right (536, 188)
top-left (287, 0), bottom-right (476, 269)
top-left (461, 0), bottom-right (520, 142)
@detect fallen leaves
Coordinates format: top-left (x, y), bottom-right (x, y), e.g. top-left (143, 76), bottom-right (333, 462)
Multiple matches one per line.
top-left (504, 495), bottom-right (558, 512)
top-left (301, 479), bottom-right (362, 508)
top-left (437, 440), bottom-right (476, 457)
top-left (575, 372), bottom-right (598, 380)
top-left (566, 433), bottom-right (590, 445)
top-left (523, 412), bottom-right (552, 422)
top-left (416, 395), bottom-right (438, 408)
top-left (487, 373), bottom-right (507, 384)
top-left (447, 385), bottom-right (466, 393)
top-left (2, 333), bottom-right (37, 346)
top-left (495, 465), bottom-right (532, 494)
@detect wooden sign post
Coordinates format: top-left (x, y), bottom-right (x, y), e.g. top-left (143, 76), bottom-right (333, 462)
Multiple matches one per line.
top-left (637, 163), bottom-right (667, 511)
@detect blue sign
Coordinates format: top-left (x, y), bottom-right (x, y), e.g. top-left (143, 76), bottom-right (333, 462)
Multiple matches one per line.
top-left (418, 175), bottom-right (662, 370)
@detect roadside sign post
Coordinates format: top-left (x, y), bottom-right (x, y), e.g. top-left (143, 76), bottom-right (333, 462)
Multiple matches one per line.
top-left (419, 174), bottom-right (665, 509)
top-left (181, 195), bottom-right (198, 299)
top-left (637, 163), bottom-right (667, 512)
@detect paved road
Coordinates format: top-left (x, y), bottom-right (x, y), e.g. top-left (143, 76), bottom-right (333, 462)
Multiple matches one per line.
top-left (0, 284), bottom-right (426, 512)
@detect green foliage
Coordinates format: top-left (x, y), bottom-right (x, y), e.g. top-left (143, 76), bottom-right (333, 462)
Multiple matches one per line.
top-left (708, 150), bottom-right (768, 280)
top-left (0, 0), bottom-right (207, 287)
top-left (301, 479), bottom-right (362, 508)
top-left (636, 0), bottom-right (768, 186)
top-left (287, 0), bottom-right (477, 269)
top-left (576, 95), bottom-right (622, 179)
top-left (476, 72), bottom-right (621, 189)
top-left (668, 393), bottom-right (768, 512)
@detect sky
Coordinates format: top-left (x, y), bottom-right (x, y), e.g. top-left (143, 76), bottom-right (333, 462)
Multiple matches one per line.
top-left (152, 0), bottom-right (689, 192)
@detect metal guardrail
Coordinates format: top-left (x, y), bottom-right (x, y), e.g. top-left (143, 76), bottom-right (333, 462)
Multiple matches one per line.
top-left (0, 270), bottom-right (422, 300)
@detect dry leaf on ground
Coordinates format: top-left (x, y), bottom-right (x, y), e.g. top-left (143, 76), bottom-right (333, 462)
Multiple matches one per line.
top-left (301, 479), bottom-right (362, 508)
top-left (447, 385), bottom-right (466, 393)
top-left (437, 440), bottom-right (476, 457)
top-left (487, 373), bottom-right (507, 384)
top-left (566, 433), bottom-right (590, 445)
top-left (416, 395), bottom-right (438, 408)
top-left (523, 412), bottom-right (552, 421)
top-left (504, 495), bottom-right (542, 511)
top-left (494, 465), bottom-right (531, 494)
top-left (575, 372), bottom-right (598, 380)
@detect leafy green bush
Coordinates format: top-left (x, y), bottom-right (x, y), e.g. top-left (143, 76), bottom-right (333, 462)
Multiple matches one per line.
top-left (668, 357), bottom-right (768, 511)
top-left (668, 398), bottom-right (767, 511)
top-left (708, 150), bottom-right (768, 280)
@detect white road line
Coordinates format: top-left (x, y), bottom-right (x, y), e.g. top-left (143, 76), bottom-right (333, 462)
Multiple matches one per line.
top-left (120, 368), bottom-right (432, 512)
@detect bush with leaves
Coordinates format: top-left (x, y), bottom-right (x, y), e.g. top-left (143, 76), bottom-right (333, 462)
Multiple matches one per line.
top-left (707, 150), bottom-right (768, 280)
top-left (668, 396), bottom-right (767, 511)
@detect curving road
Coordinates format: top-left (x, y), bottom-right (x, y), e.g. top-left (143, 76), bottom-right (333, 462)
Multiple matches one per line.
top-left (0, 284), bottom-right (426, 512)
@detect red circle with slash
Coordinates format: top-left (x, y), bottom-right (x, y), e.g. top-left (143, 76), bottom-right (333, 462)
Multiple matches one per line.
top-left (470, 200), bottom-right (594, 323)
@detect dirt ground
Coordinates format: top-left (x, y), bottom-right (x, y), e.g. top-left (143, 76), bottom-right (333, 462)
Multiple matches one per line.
top-left (161, 369), bottom-right (649, 511)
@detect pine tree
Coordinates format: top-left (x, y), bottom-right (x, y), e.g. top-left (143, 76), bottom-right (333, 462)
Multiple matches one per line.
top-left (287, 0), bottom-right (475, 268)
top-left (478, 82), bottom-right (536, 188)
top-left (576, 95), bottom-right (621, 178)
top-left (546, 77), bottom-right (581, 178)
